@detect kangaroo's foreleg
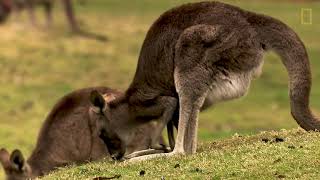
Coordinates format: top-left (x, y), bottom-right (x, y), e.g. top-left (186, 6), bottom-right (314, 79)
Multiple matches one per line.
top-left (124, 96), bottom-right (177, 159)
top-left (167, 119), bottom-right (175, 150)
top-left (151, 96), bottom-right (177, 150)
top-left (133, 96), bottom-right (177, 150)
top-left (125, 92), bottom-right (204, 161)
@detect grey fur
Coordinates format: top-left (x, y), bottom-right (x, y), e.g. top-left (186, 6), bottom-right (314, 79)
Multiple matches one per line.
top-left (106, 1), bottom-right (319, 161)
top-left (90, 92), bottom-right (176, 155)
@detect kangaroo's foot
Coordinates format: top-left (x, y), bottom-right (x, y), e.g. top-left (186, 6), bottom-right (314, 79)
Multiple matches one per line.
top-left (124, 149), bottom-right (167, 160)
top-left (124, 145), bottom-right (171, 160)
top-left (126, 151), bottom-right (184, 162)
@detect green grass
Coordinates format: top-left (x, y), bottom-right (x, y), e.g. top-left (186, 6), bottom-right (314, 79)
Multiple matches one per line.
top-left (45, 129), bottom-right (320, 179)
top-left (0, 0), bottom-right (320, 179)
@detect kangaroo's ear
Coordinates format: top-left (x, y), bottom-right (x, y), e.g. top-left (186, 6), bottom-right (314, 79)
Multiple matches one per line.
top-left (10, 149), bottom-right (25, 171)
top-left (90, 90), bottom-right (106, 110)
top-left (0, 148), bottom-right (10, 167)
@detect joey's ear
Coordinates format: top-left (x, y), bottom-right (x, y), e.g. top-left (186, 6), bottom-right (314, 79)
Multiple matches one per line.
top-left (90, 90), bottom-right (106, 110)
top-left (10, 149), bottom-right (25, 171)
top-left (0, 148), bottom-right (10, 167)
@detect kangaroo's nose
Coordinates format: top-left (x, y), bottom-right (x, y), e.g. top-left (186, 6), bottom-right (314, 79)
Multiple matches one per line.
top-left (111, 153), bottom-right (124, 161)
top-left (111, 154), bottom-right (117, 160)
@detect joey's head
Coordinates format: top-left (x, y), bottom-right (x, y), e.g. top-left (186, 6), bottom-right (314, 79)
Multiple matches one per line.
top-left (0, 149), bottom-right (31, 180)
top-left (89, 90), bottom-right (127, 160)
top-left (0, 0), bottom-right (12, 23)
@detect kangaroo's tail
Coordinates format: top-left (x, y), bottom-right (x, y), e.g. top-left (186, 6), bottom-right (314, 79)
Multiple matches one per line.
top-left (248, 13), bottom-right (319, 130)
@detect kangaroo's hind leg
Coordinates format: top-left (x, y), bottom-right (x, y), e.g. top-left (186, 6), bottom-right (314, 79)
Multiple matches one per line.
top-left (62, 0), bottom-right (79, 32)
top-left (26, 1), bottom-right (36, 27)
top-left (174, 25), bottom-right (265, 155)
top-left (43, 0), bottom-right (53, 28)
top-left (172, 24), bottom-right (234, 155)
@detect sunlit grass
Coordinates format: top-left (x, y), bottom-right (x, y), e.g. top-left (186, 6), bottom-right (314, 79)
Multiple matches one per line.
top-left (45, 129), bottom-right (320, 179)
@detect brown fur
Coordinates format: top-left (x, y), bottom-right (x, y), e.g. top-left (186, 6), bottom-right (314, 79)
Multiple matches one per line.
top-left (103, 1), bottom-right (319, 160)
top-left (0, 87), bottom-right (168, 179)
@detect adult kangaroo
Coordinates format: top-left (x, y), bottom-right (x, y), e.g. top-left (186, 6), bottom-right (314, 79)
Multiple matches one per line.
top-left (103, 1), bottom-right (319, 160)
top-left (0, 87), bottom-right (169, 179)
top-left (0, 0), bottom-right (108, 41)
top-left (0, 0), bottom-right (80, 32)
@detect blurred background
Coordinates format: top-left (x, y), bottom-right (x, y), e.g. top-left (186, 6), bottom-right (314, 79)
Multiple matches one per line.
top-left (0, 0), bottom-right (319, 175)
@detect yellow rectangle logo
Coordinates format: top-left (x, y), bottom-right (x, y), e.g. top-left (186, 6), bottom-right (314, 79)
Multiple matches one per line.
top-left (301, 8), bottom-right (312, 25)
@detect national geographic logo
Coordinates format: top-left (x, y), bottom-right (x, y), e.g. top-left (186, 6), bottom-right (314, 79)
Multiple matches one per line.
top-left (301, 8), bottom-right (312, 25)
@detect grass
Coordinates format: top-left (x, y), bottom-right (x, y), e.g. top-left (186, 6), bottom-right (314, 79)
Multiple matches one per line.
top-left (45, 129), bottom-right (320, 179)
top-left (0, 0), bottom-right (319, 179)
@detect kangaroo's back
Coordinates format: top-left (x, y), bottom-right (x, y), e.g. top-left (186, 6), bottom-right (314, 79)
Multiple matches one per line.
top-left (127, 1), bottom-right (254, 101)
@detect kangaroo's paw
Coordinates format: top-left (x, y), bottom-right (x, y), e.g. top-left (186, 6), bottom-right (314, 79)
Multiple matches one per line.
top-left (151, 144), bottom-right (171, 153)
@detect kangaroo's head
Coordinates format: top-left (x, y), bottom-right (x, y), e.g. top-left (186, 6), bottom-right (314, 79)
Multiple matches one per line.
top-left (89, 90), bottom-right (126, 160)
top-left (0, 149), bottom-right (31, 180)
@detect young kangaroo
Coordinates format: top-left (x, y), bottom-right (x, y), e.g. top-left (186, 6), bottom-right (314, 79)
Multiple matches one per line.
top-left (97, 1), bottom-right (319, 161)
top-left (0, 0), bottom-right (79, 32)
top-left (0, 87), bottom-right (169, 179)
